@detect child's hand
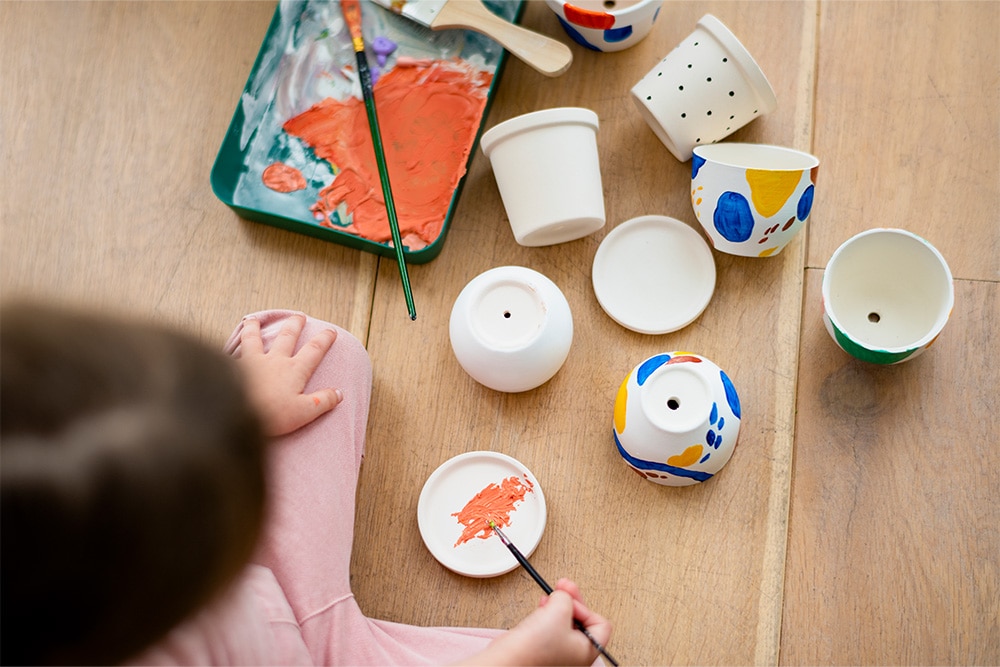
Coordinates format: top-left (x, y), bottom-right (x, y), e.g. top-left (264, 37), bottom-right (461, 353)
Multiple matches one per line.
top-left (457, 578), bottom-right (613, 666)
top-left (236, 315), bottom-right (342, 436)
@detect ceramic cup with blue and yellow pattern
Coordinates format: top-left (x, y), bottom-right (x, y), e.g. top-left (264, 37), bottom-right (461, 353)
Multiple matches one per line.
top-left (691, 142), bottom-right (819, 257)
top-left (613, 352), bottom-right (741, 486)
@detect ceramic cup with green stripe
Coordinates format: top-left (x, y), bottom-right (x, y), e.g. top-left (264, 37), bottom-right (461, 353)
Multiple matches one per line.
top-left (822, 228), bottom-right (954, 365)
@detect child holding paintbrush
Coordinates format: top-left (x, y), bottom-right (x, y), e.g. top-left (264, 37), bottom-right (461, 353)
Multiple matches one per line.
top-left (1, 304), bottom-right (612, 666)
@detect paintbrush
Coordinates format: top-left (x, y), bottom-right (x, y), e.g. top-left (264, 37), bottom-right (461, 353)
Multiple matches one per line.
top-left (489, 521), bottom-right (620, 666)
top-left (342, 0), bottom-right (417, 321)
top-left (371, 0), bottom-right (572, 77)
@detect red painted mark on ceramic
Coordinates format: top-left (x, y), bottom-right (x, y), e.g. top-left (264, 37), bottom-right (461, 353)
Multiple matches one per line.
top-left (564, 3), bottom-right (615, 29)
top-left (666, 355), bottom-right (702, 365)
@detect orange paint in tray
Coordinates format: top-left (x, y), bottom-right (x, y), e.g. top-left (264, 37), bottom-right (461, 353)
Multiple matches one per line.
top-left (451, 475), bottom-right (534, 548)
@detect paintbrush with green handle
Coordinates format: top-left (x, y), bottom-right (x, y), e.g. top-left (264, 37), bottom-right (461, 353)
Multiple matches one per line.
top-left (342, 0), bottom-right (417, 321)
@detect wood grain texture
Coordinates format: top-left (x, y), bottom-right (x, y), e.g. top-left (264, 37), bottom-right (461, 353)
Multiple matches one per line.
top-left (806, 1), bottom-right (1000, 281)
top-left (0, 2), bottom-right (376, 343)
top-left (2, 1), bottom-right (996, 665)
top-left (783, 271), bottom-right (1000, 665)
top-left (354, 2), bottom-right (813, 664)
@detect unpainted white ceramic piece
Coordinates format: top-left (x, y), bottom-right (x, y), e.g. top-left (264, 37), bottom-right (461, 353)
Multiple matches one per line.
top-left (592, 215), bottom-right (716, 334)
top-left (480, 108), bottom-right (605, 246)
top-left (450, 266), bottom-right (573, 392)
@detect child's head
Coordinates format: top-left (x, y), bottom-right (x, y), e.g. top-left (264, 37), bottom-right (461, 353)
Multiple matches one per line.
top-left (1, 303), bottom-right (267, 665)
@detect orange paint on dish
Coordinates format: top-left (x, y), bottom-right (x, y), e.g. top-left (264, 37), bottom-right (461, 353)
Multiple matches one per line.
top-left (262, 162), bottom-right (307, 192)
top-left (451, 475), bottom-right (534, 548)
top-left (283, 60), bottom-right (492, 248)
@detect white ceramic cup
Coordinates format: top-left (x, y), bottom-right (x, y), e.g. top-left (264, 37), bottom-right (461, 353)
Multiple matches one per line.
top-left (613, 352), bottom-right (742, 486)
top-left (544, 0), bottom-right (663, 52)
top-left (480, 108), bottom-right (605, 247)
top-left (631, 14), bottom-right (777, 162)
top-left (691, 142), bottom-right (820, 257)
top-left (449, 266), bottom-right (574, 392)
top-left (822, 228), bottom-right (954, 365)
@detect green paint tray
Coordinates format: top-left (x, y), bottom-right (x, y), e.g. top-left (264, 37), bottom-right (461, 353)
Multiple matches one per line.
top-left (211, 0), bottom-right (523, 263)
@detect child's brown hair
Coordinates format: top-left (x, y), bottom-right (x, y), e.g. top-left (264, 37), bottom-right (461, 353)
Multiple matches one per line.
top-left (1, 303), bottom-right (267, 665)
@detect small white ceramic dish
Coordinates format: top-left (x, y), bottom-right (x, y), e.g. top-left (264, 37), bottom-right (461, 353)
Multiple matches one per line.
top-left (417, 451), bottom-right (546, 578)
top-left (592, 215), bottom-right (716, 334)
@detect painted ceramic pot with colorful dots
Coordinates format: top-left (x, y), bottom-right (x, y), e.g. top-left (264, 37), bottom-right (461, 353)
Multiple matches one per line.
top-left (613, 352), bottom-right (741, 487)
top-left (822, 228), bottom-right (954, 365)
top-left (545, 0), bottom-right (662, 52)
top-left (630, 14), bottom-right (777, 162)
top-left (691, 143), bottom-right (819, 257)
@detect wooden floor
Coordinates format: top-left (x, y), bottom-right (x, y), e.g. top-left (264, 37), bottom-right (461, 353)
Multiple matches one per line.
top-left (3, 1), bottom-right (997, 664)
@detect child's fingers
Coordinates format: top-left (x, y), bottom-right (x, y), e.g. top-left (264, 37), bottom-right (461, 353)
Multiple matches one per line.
top-left (239, 317), bottom-right (264, 356)
top-left (554, 578), bottom-right (584, 603)
top-left (270, 388), bottom-right (344, 437)
top-left (308, 387), bottom-right (343, 414)
top-left (271, 314), bottom-right (307, 357)
top-left (294, 328), bottom-right (338, 374)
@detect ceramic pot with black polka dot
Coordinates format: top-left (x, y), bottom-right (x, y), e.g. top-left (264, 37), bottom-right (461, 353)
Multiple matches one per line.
top-left (613, 352), bottom-right (742, 487)
top-left (630, 14), bottom-right (777, 162)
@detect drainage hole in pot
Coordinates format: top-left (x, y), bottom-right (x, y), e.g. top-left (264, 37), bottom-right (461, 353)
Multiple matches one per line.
top-left (667, 398), bottom-right (681, 410)
top-left (868, 312), bottom-right (880, 323)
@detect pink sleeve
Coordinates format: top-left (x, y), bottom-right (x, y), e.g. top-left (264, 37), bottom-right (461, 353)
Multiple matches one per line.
top-left (128, 565), bottom-right (313, 666)
top-left (225, 311), bottom-right (502, 666)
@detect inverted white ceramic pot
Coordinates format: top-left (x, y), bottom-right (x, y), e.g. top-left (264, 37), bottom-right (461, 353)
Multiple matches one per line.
top-left (450, 266), bottom-right (573, 392)
top-left (822, 228), bottom-right (954, 365)
top-left (631, 14), bottom-right (777, 162)
top-left (691, 142), bottom-right (819, 257)
top-left (480, 108), bottom-right (605, 247)
top-left (545, 0), bottom-right (663, 52)
top-left (614, 352), bottom-right (741, 486)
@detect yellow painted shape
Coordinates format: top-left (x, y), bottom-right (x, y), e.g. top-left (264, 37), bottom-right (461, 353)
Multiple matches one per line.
top-left (614, 372), bottom-right (631, 433)
top-left (758, 246), bottom-right (778, 257)
top-left (745, 169), bottom-right (802, 218)
top-left (667, 444), bottom-right (704, 467)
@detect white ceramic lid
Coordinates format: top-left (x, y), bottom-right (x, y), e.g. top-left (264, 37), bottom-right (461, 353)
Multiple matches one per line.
top-left (592, 215), bottom-right (716, 334)
top-left (417, 451), bottom-right (546, 577)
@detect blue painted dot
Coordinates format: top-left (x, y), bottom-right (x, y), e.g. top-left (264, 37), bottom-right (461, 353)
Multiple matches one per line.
top-left (691, 154), bottom-right (707, 179)
top-left (709, 402), bottom-right (718, 425)
top-left (603, 25), bottom-right (633, 43)
top-left (718, 417), bottom-right (725, 431)
top-left (720, 370), bottom-right (741, 419)
top-left (700, 453), bottom-right (711, 464)
top-left (797, 184), bottom-right (815, 221)
top-left (707, 430), bottom-right (716, 447)
top-left (715, 435), bottom-right (722, 449)
top-left (713, 191), bottom-right (755, 242)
